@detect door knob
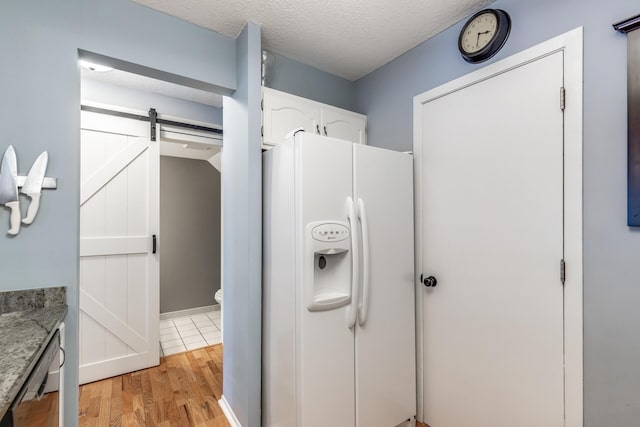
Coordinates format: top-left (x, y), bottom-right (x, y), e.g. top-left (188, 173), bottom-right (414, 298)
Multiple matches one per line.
top-left (422, 275), bottom-right (437, 287)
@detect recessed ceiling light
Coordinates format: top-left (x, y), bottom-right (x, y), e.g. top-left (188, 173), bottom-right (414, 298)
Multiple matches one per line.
top-left (79, 59), bottom-right (113, 72)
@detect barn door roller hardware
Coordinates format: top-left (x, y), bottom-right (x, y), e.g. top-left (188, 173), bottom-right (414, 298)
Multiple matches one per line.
top-left (148, 108), bottom-right (225, 142)
top-left (149, 108), bottom-right (157, 141)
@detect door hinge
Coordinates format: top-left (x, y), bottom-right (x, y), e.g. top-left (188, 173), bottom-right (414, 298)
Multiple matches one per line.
top-left (261, 125), bottom-right (264, 137)
top-left (560, 259), bottom-right (566, 284)
top-left (560, 87), bottom-right (566, 111)
top-left (261, 98), bottom-right (264, 111)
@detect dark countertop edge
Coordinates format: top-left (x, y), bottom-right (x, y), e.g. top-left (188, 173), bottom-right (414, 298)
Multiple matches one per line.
top-left (0, 306), bottom-right (67, 420)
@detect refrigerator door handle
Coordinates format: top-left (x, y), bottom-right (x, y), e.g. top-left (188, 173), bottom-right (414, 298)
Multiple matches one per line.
top-left (346, 197), bottom-right (360, 329)
top-left (357, 198), bottom-right (371, 326)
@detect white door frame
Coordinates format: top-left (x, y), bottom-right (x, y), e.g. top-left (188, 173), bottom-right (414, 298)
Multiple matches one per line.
top-left (413, 27), bottom-right (583, 427)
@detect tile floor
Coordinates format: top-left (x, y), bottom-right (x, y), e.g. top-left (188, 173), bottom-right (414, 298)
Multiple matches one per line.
top-left (159, 310), bottom-right (222, 356)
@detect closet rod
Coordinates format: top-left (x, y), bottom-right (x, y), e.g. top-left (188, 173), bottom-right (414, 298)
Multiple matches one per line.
top-left (80, 105), bottom-right (223, 135)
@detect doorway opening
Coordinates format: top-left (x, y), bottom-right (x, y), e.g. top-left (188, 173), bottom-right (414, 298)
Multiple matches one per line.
top-left (158, 148), bottom-right (223, 355)
top-left (77, 59), bottom-right (225, 386)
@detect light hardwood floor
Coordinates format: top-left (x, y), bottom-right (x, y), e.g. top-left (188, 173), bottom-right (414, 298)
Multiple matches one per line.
top-left (79, 344), bottom-right (429, 427)
top-left (79, 345), bottom-right (228, 427)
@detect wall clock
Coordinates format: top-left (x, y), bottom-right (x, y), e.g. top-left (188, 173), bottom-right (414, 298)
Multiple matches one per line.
top-left (458, 9), bottom-right (511, 64)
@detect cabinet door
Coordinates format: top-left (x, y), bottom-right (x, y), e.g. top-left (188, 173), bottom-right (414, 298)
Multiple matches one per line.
top-left (322, 107), bottom-right (367, 145)
top-left (263, 90), bottom-right (321, 146)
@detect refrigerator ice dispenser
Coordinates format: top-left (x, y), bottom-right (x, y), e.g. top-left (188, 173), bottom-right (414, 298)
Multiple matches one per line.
top-left (305, 221), bottom-right (352, 311)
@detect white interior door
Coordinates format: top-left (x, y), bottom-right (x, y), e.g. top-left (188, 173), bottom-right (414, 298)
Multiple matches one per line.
top-left (79, 111), bottom-right (159, 384)
top-left (353, 145), bottom-right (415, 427)
top-left (419, 52), bottom-right (564, 426)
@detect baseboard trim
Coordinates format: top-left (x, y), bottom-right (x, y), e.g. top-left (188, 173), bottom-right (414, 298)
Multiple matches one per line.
top-left (218, 395), bottom-right (241, 427)
top-left (396, 417), bottom-right (416, 427)
top-left (160, 304), bottom-right (220, 320)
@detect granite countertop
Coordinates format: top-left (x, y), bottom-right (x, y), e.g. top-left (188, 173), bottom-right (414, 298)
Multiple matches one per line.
top-left (0, 287), bottom-right (67, 419)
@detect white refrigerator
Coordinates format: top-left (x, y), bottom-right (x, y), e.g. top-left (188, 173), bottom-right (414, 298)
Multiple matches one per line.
top-left (263, 132), bottom-right (416, 427)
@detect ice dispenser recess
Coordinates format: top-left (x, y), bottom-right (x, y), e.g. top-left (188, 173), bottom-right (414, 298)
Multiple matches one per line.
top-left (305, 221), bottom-right (352, 311)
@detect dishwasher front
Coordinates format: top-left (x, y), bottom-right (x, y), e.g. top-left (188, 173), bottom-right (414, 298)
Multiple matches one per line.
top-left (7, 330), bottom-right (60, 427)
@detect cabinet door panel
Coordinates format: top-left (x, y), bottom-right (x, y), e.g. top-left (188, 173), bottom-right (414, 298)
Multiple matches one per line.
top-left (322, 107), bottom-right (367, 145)
top-left (263, 91), bottom-right (320, 145)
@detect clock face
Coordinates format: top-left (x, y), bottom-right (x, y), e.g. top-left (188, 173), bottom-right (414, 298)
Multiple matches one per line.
top-left (458, 9), bottom-right (511, 63)
top-left (460, 12), bottom-right (498, 54)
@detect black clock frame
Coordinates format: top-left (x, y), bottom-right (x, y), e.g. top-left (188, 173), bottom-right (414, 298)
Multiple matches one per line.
top-left (458, 9), bottom-right (511, 64)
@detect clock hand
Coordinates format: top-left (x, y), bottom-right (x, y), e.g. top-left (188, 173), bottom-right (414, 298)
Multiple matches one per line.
top-left (476, 30), bottom-right (492, 47)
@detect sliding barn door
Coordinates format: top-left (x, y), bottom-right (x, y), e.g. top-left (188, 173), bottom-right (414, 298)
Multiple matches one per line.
top-left (79, 112), bottom-right (159, 384)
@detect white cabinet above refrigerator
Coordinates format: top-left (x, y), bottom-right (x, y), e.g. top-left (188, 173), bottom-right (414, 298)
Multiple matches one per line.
top-left (262, 87), bottom-right (367, 147)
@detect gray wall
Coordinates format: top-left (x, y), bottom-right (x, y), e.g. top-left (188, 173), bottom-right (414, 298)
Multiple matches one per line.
top-left (222, 22), bottom-right (263, 426)
top-left (160, 157), bottom-right (221, 313)
top-left (82, 79), bottom-right (223, 125)
top-left (355, 0), bottom-right (640, 425)
top-left (0, 1), bottom-right (237, 424)
top-left (265, 51), bottom-right (358, 111)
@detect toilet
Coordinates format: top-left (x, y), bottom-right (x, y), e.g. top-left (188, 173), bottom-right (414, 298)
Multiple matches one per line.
top-left (215, 288), bottom-right (223, 305)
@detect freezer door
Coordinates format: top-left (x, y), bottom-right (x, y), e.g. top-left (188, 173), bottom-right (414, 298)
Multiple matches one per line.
top-left (353, 144), bottom-right (416, 427)
top-left (295, 133), bottom-right (356, 427)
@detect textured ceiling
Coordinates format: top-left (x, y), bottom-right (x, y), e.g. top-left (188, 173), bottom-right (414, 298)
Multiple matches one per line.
top-left (132, 0), bottom-right (493, 81)
top-left (81, 67), bottom-right (223, 107)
